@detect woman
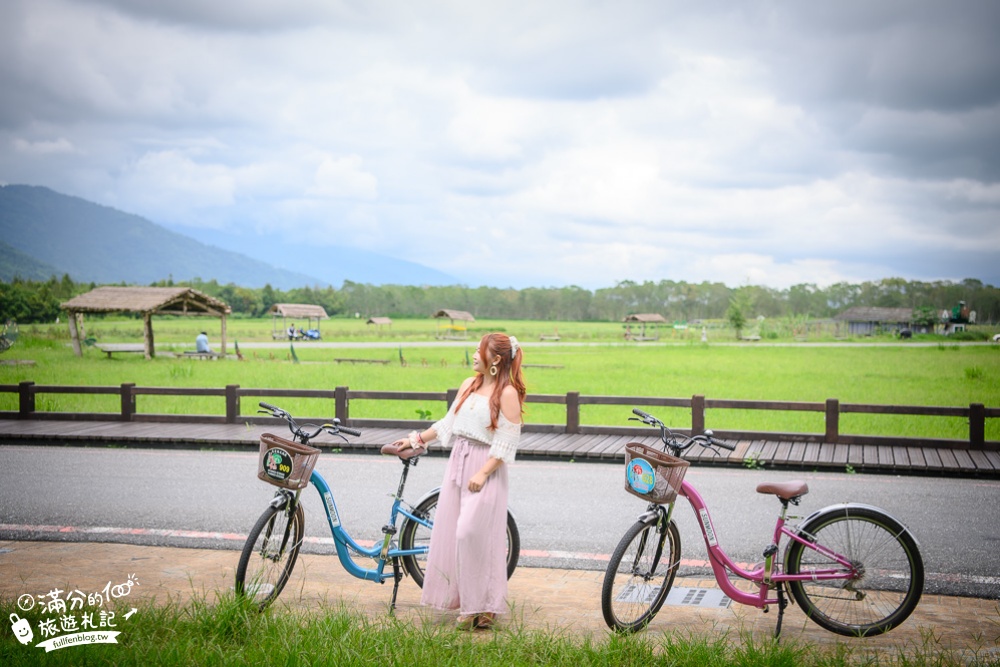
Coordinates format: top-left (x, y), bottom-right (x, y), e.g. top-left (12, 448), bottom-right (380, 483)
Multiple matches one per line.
top-left (392, 332), bottom-right (525, 629)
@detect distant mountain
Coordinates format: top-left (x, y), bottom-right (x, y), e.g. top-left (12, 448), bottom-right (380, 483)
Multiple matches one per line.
top-left (0, 185), bottom-right (458, 289)
top-left (0, 239), bottom-right (62, 281)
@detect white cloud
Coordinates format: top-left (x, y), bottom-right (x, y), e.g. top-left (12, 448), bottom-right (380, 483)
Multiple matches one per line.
top-left (13, 137), bottom-right (76, 155)
top-left (309, 154), bottom-right (378, 200)
top-left (1, 0), bottom-right (998, 289)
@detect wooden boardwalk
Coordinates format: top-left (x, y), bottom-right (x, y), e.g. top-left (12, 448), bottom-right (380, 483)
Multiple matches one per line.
top-left (1, 419), bottom-right (998, 477)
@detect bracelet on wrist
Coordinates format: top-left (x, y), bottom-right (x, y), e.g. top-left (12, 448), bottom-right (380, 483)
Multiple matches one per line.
top-left (408, 430), bottom-right (425, 450)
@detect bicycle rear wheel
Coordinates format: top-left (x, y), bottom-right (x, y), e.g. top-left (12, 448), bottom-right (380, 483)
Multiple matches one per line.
top-left (601, 518), bottom-right (681, 633)
top-left (235, 502), bottom-right (305, 610)
top-left (399, 491), bottom-right (520, 588)
top-left (785, 506), bottom-right (923, 637)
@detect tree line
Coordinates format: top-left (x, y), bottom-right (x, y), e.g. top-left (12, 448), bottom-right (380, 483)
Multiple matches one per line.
top-left (2, 274), bottom-right (998, 325)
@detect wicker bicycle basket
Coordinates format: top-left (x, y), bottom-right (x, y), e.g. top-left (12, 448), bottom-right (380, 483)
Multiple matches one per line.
top-left (623, 442), bottom-right (690, 504)
top-left (257, 433), bottom-right (321, 490)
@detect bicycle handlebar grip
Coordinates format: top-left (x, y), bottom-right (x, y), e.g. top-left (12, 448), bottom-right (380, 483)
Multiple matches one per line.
top-left (711, 437), bottom-right (736, 451)
top-left (339, 427), bottom-right (362, 437)
top-left (259, 401), bottom-right (281, 413)
top-left (632, 408), bottom-right (653, 420)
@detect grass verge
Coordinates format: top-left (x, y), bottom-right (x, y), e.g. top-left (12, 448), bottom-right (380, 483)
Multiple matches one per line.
top-left (1, 593), bottom-right (992, 666)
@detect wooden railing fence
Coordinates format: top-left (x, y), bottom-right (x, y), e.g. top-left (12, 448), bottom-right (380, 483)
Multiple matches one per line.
top-left (1, 381), bottom-right (996, 451)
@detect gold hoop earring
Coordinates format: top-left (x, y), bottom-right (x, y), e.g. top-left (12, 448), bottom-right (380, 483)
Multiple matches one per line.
top-left (489, 365), bottom-right (498, 376)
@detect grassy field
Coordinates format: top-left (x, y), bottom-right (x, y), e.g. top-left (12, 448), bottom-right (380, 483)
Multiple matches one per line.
top-left (2, 318), bottom-right (999, 440)
top-left (0, 594), bottom-right (986, 667)
top-left (21, 312), bottom-right (1000, 345)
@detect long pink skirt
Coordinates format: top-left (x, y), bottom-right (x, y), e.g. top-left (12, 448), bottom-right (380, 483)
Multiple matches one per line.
top-left (420, 436), bottom-right (509, 616)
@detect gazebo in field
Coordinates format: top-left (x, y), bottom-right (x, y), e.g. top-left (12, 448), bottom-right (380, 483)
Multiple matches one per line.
top-left (61, 287), bottom-right (232, 359)
top-left (623, 313), bottom-right (667, 341)
top-left (268, 303), bottom-right (329, 340)
top-left (366, 316), bottom-right (392, 329)
top-left (434, 309), bottom-right (475, 340)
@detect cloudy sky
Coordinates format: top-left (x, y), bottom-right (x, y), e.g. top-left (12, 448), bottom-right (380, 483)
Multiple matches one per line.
top-left (2, 0), bottom-right (999, 290)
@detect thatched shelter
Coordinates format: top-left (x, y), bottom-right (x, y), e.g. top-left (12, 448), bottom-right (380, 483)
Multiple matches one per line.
top-left (623, 313), bottom-right (667, 341)
top-left (366, 316), bottom-right (392, 328)
top-left (434, 309), bottom-right (475, 340)
top-left (268, 303), bottom-right (329, 340)
top-left (61, 287), bottom-right (231, 359)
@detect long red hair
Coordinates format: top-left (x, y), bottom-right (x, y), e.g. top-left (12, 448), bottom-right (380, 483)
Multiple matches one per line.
top-left (453, 333), bottom-right (526, 429)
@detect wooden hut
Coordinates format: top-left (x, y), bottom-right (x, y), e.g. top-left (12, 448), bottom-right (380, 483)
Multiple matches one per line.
top-left (622, 313), bottom-right (667, 341)
top-left (268, 303), bottom-right (329, 340)
top-left (61, 287), bottom-right (231, 359)
top-left (834, 307), bottom-right (914, 336)
top-left (434, 309), bottom-right (475, 340)
top-left (366, 316), bottom-right (393, 329)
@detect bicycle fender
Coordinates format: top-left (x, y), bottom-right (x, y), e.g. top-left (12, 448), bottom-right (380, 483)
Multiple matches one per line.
top-left (637, 504), bottom-right (669, 527)
top-left (268, 490), bottom-right (295, 510)
top-left (786, 501), bottom-right (922, 561)
top-left (412, 486), bottom-right (441, 508)
top-left (637, 510), bottom-right (659, 525)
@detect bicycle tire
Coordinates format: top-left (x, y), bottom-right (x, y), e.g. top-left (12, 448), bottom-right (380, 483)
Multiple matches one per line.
top-left (601, 518), bottom-right (681, 633)
top-left (235, 502), bottom-right (305, 610)
top-left (399, 491), bottom-right (521, 588)
top-left (784, 505), bottom-right (923, 637)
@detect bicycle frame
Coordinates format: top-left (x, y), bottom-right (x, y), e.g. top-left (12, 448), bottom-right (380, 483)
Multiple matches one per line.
top-left (274, 465), bottom-right (432, 584)
top-left (673, 479), bottom-right (857, 609)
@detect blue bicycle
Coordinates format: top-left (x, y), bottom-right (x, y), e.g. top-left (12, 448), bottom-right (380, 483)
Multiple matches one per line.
top-left (235, 402), bottom-right (520, 610)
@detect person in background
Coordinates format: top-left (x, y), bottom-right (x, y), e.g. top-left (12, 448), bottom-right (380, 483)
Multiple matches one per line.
top-left (391, 333), bottom-right (526, 630)
top-left (195, 331), bottom-right (212, 353)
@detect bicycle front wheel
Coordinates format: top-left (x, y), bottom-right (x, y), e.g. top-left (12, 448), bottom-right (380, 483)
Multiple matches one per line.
top-left (601, 518), bottom-right (681, 633)
top-left (399, 491), bottom-right (520, 588)
top-left (785, 506), bottom-right (923, 637)
top-left (235, 502), bottom-right (305, 610)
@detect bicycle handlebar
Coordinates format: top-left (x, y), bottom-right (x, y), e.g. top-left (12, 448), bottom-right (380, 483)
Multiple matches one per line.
top-left (632, 407), bottom-right (655, 422)
top-left (630, 408), bottom-right (735, 454)
top-left (257, 401), bottom-right (360, 443)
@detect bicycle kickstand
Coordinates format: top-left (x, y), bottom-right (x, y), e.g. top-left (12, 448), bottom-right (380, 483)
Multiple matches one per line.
top-left (388, 557), bottom-right (402, 615)
top-left (773, 584), bottom-right (788, 640)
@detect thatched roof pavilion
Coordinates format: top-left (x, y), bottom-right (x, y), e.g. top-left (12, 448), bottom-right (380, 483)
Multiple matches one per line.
top-left (268, 303), bottom-right (329, 339)
top-left (434, 309), bottom-right (475, 339)
top-left (622, 313), bottom-right (667, 341)
top-left (61, 287), bottom-right (231, 359)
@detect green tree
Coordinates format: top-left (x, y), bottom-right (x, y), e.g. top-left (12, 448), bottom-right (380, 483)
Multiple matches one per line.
top-left (726, 290), bottom-right (752, 340)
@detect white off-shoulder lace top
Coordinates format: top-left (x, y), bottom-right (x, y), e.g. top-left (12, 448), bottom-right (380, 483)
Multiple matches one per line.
top-left (429, 392), bottom-right (521, 463)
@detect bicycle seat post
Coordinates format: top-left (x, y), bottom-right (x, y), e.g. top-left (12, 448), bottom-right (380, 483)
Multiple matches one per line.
top-left (393, 458), bottom-right (412, 500)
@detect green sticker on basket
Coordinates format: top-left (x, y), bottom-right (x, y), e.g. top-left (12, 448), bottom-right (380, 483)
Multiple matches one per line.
top-left (627, 457), bottom-right (655, 495)
top-left (263, 447), bottom-right (293, 481)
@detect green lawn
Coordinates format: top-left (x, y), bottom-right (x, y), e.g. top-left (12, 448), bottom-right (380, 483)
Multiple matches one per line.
top-left (3, 319), bottom-right (999, 440)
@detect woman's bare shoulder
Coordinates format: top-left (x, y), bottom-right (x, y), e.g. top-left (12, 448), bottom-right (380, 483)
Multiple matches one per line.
top-left (499, 385), bottom-right (521, 423)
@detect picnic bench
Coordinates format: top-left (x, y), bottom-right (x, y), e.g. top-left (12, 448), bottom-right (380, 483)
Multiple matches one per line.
top-left (95, 343), bottom-right (146, 359)
top-left (183, 351), bottom-right (222, 359)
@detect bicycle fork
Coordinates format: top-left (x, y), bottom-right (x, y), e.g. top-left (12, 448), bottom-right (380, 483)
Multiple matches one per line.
top-left (266, 489), bottom-right (301, 560)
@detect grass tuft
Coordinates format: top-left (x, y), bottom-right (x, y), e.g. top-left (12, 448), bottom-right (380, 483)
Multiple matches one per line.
top-left (0, 594), bottom-right (982, 667)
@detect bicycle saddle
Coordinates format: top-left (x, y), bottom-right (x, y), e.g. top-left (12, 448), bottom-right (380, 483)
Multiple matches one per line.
top-left (755, 480), bottom-right (809, 500)
top-left (380, 443), bottom-right (424, 461)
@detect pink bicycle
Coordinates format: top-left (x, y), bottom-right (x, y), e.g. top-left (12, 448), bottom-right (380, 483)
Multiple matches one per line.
top-left (601, 409), bottom-right (924, 637)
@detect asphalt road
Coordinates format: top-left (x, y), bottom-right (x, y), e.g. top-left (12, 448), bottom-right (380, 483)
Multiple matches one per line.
top-left (1, 445), bottom-right (998, 599)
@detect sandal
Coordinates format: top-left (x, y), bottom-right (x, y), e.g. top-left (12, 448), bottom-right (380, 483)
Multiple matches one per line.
top-left (475, 613), bottom-right (496, 629)
top-left (456, 615), bottom-right (478, 631)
